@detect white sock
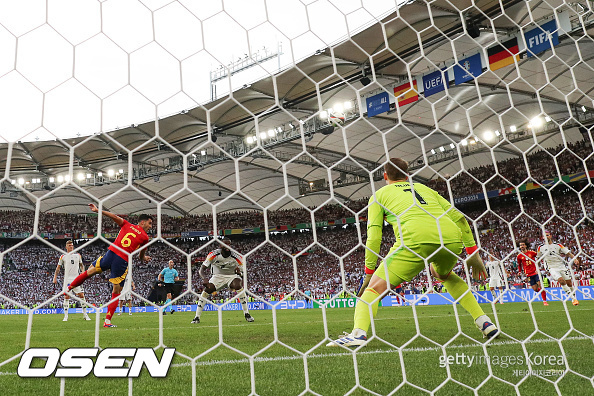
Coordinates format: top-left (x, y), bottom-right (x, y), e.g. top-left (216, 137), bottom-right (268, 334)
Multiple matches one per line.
top-left (63, 300), bottom-right (69, 316)
top-left (237, 289), bottom-right (249, 314)
top-left (352, 328), bottom-right (367, 338)
top-left (490, 290), bottom-right (496, 299)
top-left (105, 318), bottom-right (111, 324)
top-left (475, 314), bottom-right (491, 328)
top-left (561, 284), bottom-right (573, 298)
top-left (195, 292), bottom-right (209, 318)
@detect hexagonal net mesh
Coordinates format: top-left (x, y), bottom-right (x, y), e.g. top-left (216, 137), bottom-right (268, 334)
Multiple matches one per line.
top-left (0, 0), bottom-right (594, 394)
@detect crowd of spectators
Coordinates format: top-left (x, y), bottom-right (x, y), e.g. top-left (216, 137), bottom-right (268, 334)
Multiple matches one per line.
top-left (0, 200), bottom-right (369, 236)
top-left (2, 139), bottom-right (594, 308)
top-left (428, 139), bottom-right (594, 198)
top-left (2, 182), bottom-right (594, 309)
top-left (0, 227), bottom-right (368, 307)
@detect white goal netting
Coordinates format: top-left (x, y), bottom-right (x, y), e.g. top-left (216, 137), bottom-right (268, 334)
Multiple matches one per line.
top-left (1, 0), bottom-right (594, 394)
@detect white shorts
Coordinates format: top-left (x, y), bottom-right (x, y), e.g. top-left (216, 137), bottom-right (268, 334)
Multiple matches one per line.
top-left (119, 292), bottom-right (132, 301)
top-left (489, 277), bottom-right (504, 288)
top-left (549, 268), bottom-right (572, 282)
top-left (63, 281), bottom-right (82, 295)
top-left (210, 274), bottom-right (241, 291)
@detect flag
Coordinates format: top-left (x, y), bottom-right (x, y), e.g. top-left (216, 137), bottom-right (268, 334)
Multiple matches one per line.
top-left (525, 19), bottom-right (559, 57)
top-left (454, 53), bottom-right (483, 85)
top-left (394, 80), bottom-right (418, 106)
top-left (422, 69), bottom-right (447, 97)
top-left (366, 91), bottom-right (390, 117)
top-left (487, 37), bottom-right (520, 71)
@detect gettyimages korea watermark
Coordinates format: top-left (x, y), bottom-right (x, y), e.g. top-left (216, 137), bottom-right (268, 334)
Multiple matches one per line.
top-left (439, 352), bottom-right (566, 376)
top-left (17, 348), bottom-right (176, 378)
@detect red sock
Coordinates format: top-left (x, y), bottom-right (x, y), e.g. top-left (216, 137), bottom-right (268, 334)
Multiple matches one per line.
top-left (541, 289), bottom-right (547, 301)
top-left (105, 293), bottom-right (120, 321)
top-left (68, 271), bottom-right (90, 290)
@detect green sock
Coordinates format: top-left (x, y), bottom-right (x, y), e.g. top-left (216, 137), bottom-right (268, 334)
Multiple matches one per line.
top-left (353, 272), bottom-right (407, 334)
top-left (353, 287), bottom-right (381, 334)
top-left (443, 273), bottom-right (484, 320)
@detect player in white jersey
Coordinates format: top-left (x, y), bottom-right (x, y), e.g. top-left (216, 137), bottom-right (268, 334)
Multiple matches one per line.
top-left (52, 240), bottom-right (91, 321)
top-left (485, 249), bottom-right (507, 304)
top-left (537, 231), bottom-right (580, 306)
top-left (118, 279), bottom-right (136, 316)
top-left (191, 243), bottom-right (254, 323)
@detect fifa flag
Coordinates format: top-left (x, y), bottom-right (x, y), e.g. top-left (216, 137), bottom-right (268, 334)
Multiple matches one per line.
top-left (487, 37), bottom-right (520, 71)
top-left (454, 53), bottom-right (483, 85)
top-left (394, 80), bottom-right (418, 107)
top-left (525, 19), bottom-right (559, 57)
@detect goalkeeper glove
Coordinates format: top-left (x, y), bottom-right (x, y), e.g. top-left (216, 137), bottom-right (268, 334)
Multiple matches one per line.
top-left (465, 246), bottom-right (487, 281)
top-left (357, 273), bottom-right (373, 297)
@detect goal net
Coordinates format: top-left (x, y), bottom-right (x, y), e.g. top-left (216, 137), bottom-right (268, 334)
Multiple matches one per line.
top-left (0, 0), bottom-right (593, 394)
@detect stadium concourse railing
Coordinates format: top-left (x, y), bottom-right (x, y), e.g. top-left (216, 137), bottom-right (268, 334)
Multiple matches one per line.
top-left (1, 168), bottom-right (593, 241)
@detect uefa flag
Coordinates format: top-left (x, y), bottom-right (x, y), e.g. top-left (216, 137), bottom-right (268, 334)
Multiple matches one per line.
top-left (487, 37), bottom-right (520, 71)
top-left (394, 80), bottom-right (418, 107)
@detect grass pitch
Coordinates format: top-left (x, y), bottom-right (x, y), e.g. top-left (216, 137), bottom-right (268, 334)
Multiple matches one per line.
top-left (0, 300), bottom-right (593, 396)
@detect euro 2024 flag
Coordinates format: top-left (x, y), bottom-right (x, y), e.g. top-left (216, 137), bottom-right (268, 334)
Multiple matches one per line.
top-left (365, 91), bottom-right (390, 117)
top-left (453, 53), bottom-right (483, 85)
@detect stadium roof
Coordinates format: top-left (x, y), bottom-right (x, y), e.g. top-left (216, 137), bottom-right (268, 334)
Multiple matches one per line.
top-left (1, 0), bottom-right (593, 217)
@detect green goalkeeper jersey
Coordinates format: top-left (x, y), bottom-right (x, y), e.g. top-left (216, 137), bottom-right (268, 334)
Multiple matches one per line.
top-left (365, 181), bottom-right (471, 271)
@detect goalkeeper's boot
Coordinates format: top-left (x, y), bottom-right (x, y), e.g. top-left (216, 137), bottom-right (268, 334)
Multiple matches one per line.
top-left (476, 316), bottom-right (499, 339)
top-left (326, 331), bottom-right (367, 348)
top-left (191, 317), bottom-right (200, 324)
top-left (245, 313), bottom-right (254, 322)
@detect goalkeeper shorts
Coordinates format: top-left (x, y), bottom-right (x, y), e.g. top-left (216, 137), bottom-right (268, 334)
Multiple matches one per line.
top-left (375, 242), bottom-right (463, 284)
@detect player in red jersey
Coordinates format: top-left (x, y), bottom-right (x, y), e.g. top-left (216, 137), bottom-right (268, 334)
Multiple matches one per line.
top-left (67, 203), bottom-right (152, 327)
top-left (517, 240), bottom-right (547, 306)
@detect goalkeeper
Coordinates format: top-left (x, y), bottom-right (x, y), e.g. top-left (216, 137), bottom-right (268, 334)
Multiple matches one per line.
top-left (328, 158), bottom-right (499, 347)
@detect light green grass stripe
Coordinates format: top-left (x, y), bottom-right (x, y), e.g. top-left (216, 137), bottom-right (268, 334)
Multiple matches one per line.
top-left (1, 334), bottom-right (586, 375)
top-left (179, 334), bottom-right (591, 367)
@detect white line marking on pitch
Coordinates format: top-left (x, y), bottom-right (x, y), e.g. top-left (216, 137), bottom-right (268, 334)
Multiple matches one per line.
top-left (0, 336), bottom-right (590, 375)
top-left (169, 335), bottom-right (592, 368)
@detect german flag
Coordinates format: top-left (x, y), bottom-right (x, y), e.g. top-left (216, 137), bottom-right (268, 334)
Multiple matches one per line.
top-left (488, 37), bottom-right (520, 71)
top-left (394, 80), bottom-right (418, 106)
